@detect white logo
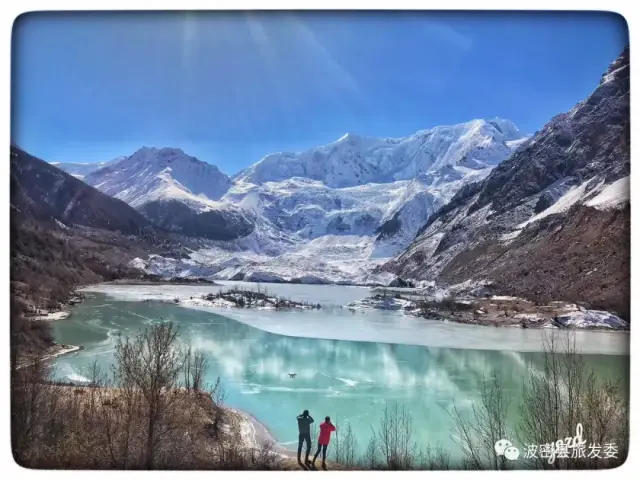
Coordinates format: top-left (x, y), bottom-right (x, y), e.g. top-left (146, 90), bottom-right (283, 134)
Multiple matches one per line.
top-left (521, 423), bottom-right (618, 463)
top-left (495, 439), bottom-right (520, 460)
top-left (497, 424), bottom-right (619, 464)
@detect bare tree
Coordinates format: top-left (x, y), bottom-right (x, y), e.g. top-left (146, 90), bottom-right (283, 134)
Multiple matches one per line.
top-left (183, 345), bottom-right (193, 390)
top-left (445, 332), bottom-right (628, 471)
top-left (101, 364), bottom-right (145, 468)
top-left (360, 434), bottom-right (379, 469)
top-left (209, 376), bottom-right (226, 438)
top-left (10, 314), bottom-right (284, 470)
top-left (191, 350), bottom-right (209, 392)
top-left (334, 418), bottom-right (358, 467)
top-left (447, 371), bottom-right (512, 469)
top-left (518, 331), bottom-right (628, 469)
top-left (518, 332), bottom-right (568, 469)
top-left (250, 439), bottom-right (283, 470)
top-left (11, 354), bottom-right (51, 463)
top-left (373, 402), bottom-right (416, 470)
top-left (113, 322), bottom-right (185, 468)
top-left (579, 374), bottom-right (628, 468)
top-left (416, 443), bottom-right (451, 470)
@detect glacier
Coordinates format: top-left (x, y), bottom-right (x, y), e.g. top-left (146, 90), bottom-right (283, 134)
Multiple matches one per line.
top-left (54, 118), bottom-right (528, 285)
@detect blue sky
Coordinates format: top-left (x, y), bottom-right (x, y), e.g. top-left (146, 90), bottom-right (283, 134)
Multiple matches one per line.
top-left (12, 11), bottom-right (627, 175)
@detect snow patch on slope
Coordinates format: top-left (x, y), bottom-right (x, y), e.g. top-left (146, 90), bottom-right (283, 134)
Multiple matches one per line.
top-left (584, 176), bottom-right (629, 210)
top-left (498, 175), bottom-right (628, 242)
top-left (601, 64), bottom-right (629, 85)
top-left (518, 178), bottom-right (599, 229)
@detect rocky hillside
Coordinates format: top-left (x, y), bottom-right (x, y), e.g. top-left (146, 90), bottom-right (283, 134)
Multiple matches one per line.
top-left (10, 146), bottom-right (195, 310)
top-left (382, 48), bottom-right (630, 318)
top-left (138, 199), bottom-right (253, 241)
top-left (11, 146), bottom-right (152, 234)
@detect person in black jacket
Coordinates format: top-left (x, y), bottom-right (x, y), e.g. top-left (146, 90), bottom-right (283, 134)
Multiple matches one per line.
top-left (296, 410), bottom-right (314, 465)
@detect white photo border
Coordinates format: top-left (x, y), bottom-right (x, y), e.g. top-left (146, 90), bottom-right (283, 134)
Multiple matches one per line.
top-left (1, 1), bottom-right (635, 479)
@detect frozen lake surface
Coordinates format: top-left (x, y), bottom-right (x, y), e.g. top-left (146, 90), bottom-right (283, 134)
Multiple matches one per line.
top-left (81, 282), bottom-right (630, 355)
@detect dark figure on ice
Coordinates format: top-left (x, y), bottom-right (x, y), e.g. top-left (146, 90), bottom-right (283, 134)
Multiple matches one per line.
top-left (313, 416), bottom-right (336, 468)
top-left (296, 409), bottom-right (314, 465)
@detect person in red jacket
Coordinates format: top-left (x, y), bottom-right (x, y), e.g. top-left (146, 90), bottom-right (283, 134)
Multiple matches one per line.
top-left (312, 416), bottom-right (336, 467)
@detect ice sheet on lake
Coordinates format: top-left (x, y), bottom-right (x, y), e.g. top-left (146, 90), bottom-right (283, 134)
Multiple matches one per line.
top-left (80, 284), bottom-right (629, 356)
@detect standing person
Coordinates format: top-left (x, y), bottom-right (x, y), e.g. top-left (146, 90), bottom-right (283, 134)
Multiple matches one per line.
top-left (313, 416), bottom-right (336, 467)
top-left (296, 410), bottom-right (314, 465)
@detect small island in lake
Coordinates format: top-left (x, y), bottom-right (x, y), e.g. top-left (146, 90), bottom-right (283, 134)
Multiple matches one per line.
top-left (178, 287), bottom-right (322, 311)
top-left (344, 288), bottom-right (629, 331)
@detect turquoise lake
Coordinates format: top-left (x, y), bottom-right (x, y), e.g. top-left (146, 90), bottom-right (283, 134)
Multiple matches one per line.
top-left (50, 283), bottom-right (629, 462)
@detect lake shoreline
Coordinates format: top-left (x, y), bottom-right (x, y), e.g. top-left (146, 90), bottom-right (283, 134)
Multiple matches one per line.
top-left (18, 343), bottom-right (84, 370)
top-left (345, 293), bottom-right (630, 332)
top-left (227, 407), bottom-right (297, 458)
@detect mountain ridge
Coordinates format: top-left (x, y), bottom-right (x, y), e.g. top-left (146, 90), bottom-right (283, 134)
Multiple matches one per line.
top-left (11, 145), bottom-right (152, 234)
top-left (54, 119), bottom-right (527, 264)
top-left (235, 118), bottom-right (526, 188)
top-left (381, 47), bottom-right (630, 317)
top-left (82, 118), bottom-right (527, 284)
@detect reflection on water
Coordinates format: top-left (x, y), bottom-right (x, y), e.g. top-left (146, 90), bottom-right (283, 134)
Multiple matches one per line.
top-left (52, 294), bottom-right (629, 460)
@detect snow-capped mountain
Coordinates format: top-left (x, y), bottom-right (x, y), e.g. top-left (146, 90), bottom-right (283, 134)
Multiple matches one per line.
top-left (226, 118), bottom-right (526, 262)
top-left (84, 147), bottom-right (232, 209)
top-left (383, 47), bottom-right (629, 316)
top-left (236, 118), bottom-right (526, 188)
top-left (102, 118), bottom-right (527, 284)
top-left (77, 147), bottom-right (255, 241)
